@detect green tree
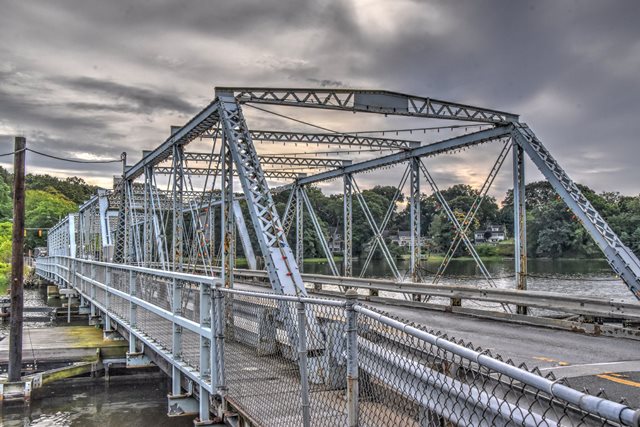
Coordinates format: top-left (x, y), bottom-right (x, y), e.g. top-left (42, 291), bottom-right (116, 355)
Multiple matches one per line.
top-left (25, 189), bottom-right (77, 249)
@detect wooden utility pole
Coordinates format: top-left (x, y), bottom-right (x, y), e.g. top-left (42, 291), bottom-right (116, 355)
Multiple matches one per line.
top-left (8, 136), bottom-right (26, 382)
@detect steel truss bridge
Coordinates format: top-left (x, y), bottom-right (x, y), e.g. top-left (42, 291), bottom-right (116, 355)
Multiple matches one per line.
top-left (37, 87), bottom-right (640, 426)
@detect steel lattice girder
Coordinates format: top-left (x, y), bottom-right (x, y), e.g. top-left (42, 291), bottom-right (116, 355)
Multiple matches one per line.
top-left (182, 152), bottom-right (350, 168)
top-left (218, 87), bottom-right (519, 124)
top-left (217, 91), bottom-right (306, 296)
top-left (512, 123), bottom-right (640, 299)
top-left (202, 128), bottom-right (420, 150)
top-left (125, 101), bottom-right (220, 180)
top-left (153, 166), bottom-right (304, 179)
top-left (295, 125), bottom-right (512, 185)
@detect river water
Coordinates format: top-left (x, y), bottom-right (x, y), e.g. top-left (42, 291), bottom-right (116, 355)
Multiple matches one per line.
top-left (303, 257), bottom-right (634, 302)
top-left (0, 258), bottom-right (631, 426)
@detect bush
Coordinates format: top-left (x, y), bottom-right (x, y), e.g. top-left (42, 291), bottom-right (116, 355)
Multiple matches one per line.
top-left (475, 243), bottom-right (498, 257)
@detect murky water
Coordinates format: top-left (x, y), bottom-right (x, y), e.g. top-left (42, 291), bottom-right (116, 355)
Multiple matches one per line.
top-left (0, 378), bottom-right (193, 427)
top-left (0, 287), bottom-right (194, 427)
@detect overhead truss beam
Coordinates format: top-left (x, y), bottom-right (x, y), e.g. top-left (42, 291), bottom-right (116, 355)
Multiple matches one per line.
top-left (153, 166), bottom-right (304, 180)
top-left (217, 87), bottom-right (519, 124)
top-left (202, 129), bottom-right (420, 150)
top-left (296, 126), bottom-right (512, 185)
top-left (183, 152), bottom-right (350, 168)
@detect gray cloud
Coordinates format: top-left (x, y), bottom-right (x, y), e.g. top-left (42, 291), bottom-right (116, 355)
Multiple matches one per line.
top-left (0, 0), bottom-right (638, 196)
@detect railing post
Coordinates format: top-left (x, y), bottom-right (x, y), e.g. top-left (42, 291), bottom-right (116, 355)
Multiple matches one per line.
top-left (129, 269), bottom-right (137, 353)
top-left (198, 281), bottom-right (212, 423)
top-left (90, 263), bottom-right (96, 318)
top-left (171, 277), bottom-right (182, 396)
top-left (104, 266), bottom-right (111, 331)
top-left (345, 289), bottom-right (359, 427)
top-left (297, 301), bottom-right (311, 427)
top-left (213, 283), bottom-right (226, 407)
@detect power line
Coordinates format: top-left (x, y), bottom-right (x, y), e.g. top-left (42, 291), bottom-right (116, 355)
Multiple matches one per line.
top-left (245, 103), bottom-right (490, 136)
top-left (0, 147), bottom-right (123, 163)
top-left (245, 104), bottom-right (341, 133)
top-left (27, 148), bottom-right (123, 164)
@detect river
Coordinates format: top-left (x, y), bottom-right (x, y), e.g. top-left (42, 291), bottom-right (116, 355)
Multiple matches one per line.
top-left (302, 257), bottom-right (634, 302)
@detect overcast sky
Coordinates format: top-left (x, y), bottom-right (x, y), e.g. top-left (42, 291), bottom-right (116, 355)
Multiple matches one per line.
top-left (1, 0), bottom-right (639, 200)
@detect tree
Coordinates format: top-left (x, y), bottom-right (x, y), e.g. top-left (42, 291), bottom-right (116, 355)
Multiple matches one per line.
top-left (25, 189), bottom-right (77, 249)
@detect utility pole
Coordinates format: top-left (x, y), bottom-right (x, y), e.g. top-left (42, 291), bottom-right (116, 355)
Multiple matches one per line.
top-left (9, 136), bottom-right (26, 382)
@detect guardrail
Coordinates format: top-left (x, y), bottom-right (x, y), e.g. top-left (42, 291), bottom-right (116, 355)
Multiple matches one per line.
top-left (205, 267), bottom-right (640, 322)
top-left (35, 256), bottom-right (640, 426)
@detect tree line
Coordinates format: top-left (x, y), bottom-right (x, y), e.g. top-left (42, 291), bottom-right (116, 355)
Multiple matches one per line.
top-left (1, 161), bottom-right (639, 293)
top-left (0, 167), bottom-right (97, 291)
top-left (272, 181), bottom-right (640, 260)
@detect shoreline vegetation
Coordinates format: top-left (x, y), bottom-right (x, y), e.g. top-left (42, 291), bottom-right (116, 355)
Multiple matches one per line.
top-left (0, 168), bottom-right (634, 292)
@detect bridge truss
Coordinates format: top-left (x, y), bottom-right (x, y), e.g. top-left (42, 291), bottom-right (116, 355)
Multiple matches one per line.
top-left (42, 86), bottom-right (640, 425)
top-left (48, 86), bottom-right (640, 302)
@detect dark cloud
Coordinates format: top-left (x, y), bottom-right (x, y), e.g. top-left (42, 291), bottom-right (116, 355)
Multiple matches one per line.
top-left (53, 76), bottom-right (196, 115)
top-left (0, 0), bottom-right (638, 194)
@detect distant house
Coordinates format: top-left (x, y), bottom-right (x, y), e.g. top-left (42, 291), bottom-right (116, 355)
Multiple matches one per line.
top-left (474, 224), bottom-right (506, 244)
top-left (390, 231), bottom-right (427, 247)
top-left (328, 227), bottom-right (343, 253)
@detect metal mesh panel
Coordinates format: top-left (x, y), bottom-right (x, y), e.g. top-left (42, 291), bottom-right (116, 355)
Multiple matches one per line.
top-left (109, 268), bottom-right (129, 321)
top-left (355, 305), bottom-right (628, 427)
top-left (223, 293), bottom-right (351, 427)
top-left (224, 294), bottom-right (305, 426)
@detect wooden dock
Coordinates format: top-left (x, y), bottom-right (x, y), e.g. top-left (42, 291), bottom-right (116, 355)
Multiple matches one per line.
top-left (0, 326), bottom-right (127, 366)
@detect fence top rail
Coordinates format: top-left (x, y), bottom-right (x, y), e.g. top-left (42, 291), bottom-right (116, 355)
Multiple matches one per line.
top-left (354, 304), bottom-right (640, 426)
top-left (218, 267), bottom-right (640, 317)
top-left (45, 256), bottom-right (222, 287)
top-left (220, 287), bottom-right (346, 307)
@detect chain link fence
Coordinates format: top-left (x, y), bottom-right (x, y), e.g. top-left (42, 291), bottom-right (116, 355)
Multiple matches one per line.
top-left (35, 257), bottom-right (640, 426)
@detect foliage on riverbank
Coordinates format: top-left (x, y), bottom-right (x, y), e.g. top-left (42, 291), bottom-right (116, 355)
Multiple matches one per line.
top-left (272, 181), bottom-right (640, 260)
top-left (0, 168), bottom-right (96, 291)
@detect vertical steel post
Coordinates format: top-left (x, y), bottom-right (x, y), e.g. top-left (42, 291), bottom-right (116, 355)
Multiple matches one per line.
top-left (513, 142), bottom-right (528, 314)
top-left (104, 267), bottom-right (111, 331)
top-left (171, 277), bottom-right (182, 395)
top-left (296, 187), bottom-right (304, 269)
top-left (210, 283), bottom-right (219, 393)
top-left (221, 140), bottom-right (234, 290)
top-left (143, 165), bottom-right (153, 267)
top-left (343, 174), bottom-right (353, 277)
top-left (129, 269), bottom-right (137, 353)
top-left (199, 281), bottom-right (212, 423)
top-left (214, 284), bottom-right (227, 408)
top-left (345, 289), bottom-right (359, 426)
top-left (8, 136), bottom-right (25, 382)
top-left (90, 263), bottom-right (96, 318)
top-left (172, 145), bottom-right (184, 272)
top-left (297, 301), bottom-right (311, 427)
top-left (410, 157), bottom-right (421, 295)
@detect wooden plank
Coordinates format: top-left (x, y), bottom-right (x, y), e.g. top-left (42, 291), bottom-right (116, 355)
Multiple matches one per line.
top-left (0, 326), bottom-right (127, 364)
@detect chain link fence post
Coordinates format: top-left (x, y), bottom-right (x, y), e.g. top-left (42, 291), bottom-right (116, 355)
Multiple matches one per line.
top-left (214, 283), bottom-right (227, 411)
top-left (345, 289), bottom-right (359, 427)
top-left (296, 301), bottom-right (311, 427)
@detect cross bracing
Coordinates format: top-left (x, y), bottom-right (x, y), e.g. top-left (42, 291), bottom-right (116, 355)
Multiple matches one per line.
top-left (48, 86), bottom-right (640, 302)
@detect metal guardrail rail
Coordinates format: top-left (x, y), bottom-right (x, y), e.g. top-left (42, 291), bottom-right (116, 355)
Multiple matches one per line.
top-left (202, 267), bottom-right (640, 322)
top-left (35, 256), bottom-right (640, 426)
